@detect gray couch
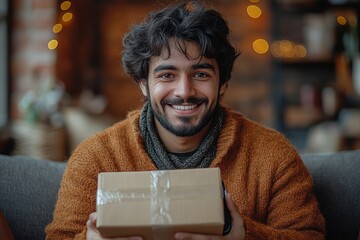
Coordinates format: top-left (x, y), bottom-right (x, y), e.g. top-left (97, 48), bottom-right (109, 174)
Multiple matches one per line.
top-left (0, 150), bottom-right (359, 240)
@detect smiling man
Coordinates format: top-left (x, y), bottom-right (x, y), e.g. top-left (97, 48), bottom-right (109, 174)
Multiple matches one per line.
top-left (139, 39), bottom-right (226, 165)
top-left (144, 40), bottom-right (220, 138)
top-left (46, 1), bottom-right (325, 240)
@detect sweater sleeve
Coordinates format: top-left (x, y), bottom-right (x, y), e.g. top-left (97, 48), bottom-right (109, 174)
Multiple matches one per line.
top-left (243, 153), bottom-right (325, 240)
top-left (45, 136), bottom-right (105, 240)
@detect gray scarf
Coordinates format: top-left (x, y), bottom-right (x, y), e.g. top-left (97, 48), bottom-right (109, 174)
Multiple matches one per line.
top-left (139, 102), bottom-right (224, 170)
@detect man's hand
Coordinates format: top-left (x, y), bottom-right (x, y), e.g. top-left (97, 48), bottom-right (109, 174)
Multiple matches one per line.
top-left (86, 192), bottom-right (245, 240)
top-left (174, 192), bottom-right (246, 240)
top-left (86, 212), bottom-right (143, 240)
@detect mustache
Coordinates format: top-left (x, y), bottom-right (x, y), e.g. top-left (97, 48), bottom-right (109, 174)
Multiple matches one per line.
top-left (161, 97), bottom-right (208, 105)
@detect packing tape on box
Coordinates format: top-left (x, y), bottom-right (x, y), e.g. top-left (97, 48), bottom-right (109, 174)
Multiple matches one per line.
top-left (150, 170), bottom-right (172, 239)
top-left (97, 170), bottom-right (219, 238)
top-left (96, 172), bottom-right (219, 205)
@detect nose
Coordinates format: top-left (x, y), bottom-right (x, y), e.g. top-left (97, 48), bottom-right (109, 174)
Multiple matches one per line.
top-left (173, 74), bottom-right (195, 98)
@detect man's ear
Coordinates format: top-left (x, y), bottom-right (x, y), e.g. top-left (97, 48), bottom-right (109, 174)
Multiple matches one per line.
top-left (219, 83), bottom-right (228, 97)
top-left (139, 79), bottom-right (148, 97)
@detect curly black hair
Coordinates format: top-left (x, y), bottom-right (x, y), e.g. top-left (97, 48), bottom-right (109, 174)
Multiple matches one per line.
top-left (122, 0), bottom-right (239, 86)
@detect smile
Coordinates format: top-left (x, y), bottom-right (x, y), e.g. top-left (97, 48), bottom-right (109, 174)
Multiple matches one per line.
top-left (172, 105), bottom-right (197, 111)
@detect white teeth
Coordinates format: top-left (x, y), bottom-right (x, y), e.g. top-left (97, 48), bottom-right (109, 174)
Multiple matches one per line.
top-left (173, 105), bottom-right (196, 110)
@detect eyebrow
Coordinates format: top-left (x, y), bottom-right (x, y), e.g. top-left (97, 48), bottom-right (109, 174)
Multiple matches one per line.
top-left (192, 63), bottom-right (215, 72)
top-left (153, 65), bottom-right (177, 73)
top-left (153, 63), bottom-right (215, 73)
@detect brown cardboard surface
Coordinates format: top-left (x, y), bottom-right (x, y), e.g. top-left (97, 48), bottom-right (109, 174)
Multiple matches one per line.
top-left (96, 168), bottom-right (224, 239)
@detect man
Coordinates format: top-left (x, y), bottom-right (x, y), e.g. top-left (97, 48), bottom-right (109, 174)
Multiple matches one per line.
top-left (46, 1), bottom-right (325, 239)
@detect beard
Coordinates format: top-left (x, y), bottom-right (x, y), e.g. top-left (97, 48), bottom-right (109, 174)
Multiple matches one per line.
top-left (150, 96), bottom-right (218, 137)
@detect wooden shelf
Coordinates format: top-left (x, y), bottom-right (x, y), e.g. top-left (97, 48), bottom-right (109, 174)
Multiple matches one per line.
top-left (274, 0), bottom-right (359, 13)
top-left (284, 106), bottom-right (323, 129)
top-left (275, 57), bottom-right (335, 67)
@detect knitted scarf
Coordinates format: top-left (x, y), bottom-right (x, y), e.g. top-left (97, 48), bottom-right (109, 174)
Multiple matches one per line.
top-left (139, 102), bottom-right (224, 170)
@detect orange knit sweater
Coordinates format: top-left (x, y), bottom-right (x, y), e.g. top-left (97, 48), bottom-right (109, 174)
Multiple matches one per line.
top-left (45, 108), bottom-right (325, 239)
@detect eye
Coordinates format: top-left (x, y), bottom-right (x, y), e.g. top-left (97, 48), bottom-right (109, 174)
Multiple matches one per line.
top-left (158, 72), bottom-right (175, 80)
top-left (194, 72), bottom-right (210, 79)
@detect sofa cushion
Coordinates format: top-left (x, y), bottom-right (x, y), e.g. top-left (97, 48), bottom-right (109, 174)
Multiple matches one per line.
top-left (0, 150), bottom-right (359, 240)
top-left (0, 155), bottom-right (66, 240)
top-left (302, 150), bottom-right (360, 240)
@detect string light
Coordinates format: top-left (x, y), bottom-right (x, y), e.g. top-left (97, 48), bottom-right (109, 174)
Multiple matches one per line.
top-left (247, 5), bottom-right (262, 19)
top-left (48, 40), bottom-right (58, 50)
top-left (253, 39), bottom-right (269, 54)
top-left (246, 0), bottom-right (265, 56)
top-left (337, 16), bottom-right (347, 25)
top-left (52, 23), bottom-right (63, 33)
top-left (62, 12), bottom-right (73, 22)
top-left (48, 1), bottom-right (73, 51)
top-left (60, 1), bottom-right (71, 11)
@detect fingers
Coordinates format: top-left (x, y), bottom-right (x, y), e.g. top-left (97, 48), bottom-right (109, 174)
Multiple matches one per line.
top-left (174, 193), bottom-right (245, 240)
top-left (86, 213), bottom-right (98, 240)
top-left (89, 212), bottom-right (97, 225)
top-left (225, 192), bottom-right (240, 221)
top-left (86, 212), bottom-right (97, 232)
top-left (225, 192), bottom-right (246, 239)
top-left (86, 212), bottom-right (144, 240)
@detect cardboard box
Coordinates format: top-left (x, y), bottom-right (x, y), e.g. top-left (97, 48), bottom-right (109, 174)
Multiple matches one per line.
top-left (96, 168), bottom-right (224, 239)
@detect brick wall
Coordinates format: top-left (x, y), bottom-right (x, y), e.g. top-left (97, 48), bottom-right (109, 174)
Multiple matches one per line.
top-left (10, 0), bottom-right (273, 126)
top-left (11, 0), bottom-right (57, 119)
top-left (97, 1), bottom-right (273, 124)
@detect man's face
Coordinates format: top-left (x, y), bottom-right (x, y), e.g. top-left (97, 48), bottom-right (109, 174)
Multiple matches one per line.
top-left (140, 39), bottom-right (226, 137)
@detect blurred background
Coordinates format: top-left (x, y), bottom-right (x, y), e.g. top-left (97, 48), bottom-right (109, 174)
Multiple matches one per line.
top-left (0, 0), bottom-right (359, 161)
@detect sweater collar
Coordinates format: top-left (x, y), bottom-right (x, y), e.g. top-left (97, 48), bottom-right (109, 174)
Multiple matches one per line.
top-left (126, 106), bottom-right (244, 169)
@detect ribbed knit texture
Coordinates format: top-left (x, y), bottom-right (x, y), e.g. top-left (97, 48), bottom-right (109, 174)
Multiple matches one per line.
top-left (139, 102), bottom-right (224, 169)
top-left (45, 107), bottom-right (325, 240)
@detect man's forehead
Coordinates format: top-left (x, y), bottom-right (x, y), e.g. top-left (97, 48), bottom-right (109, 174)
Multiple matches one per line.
top-left (158, 39), bottom-right (203, 59)
top-left (150, 52), bottom-right (216, 69)
top-left (148, 38), bottom-right (217, 70)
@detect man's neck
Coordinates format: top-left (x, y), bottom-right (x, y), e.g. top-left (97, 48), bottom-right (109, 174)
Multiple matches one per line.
top-left (154, 119), bottom-right (211, 153)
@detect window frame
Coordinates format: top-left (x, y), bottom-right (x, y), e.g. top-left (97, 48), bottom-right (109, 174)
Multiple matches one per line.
top-left (0, 0), bottom-right (9, 129)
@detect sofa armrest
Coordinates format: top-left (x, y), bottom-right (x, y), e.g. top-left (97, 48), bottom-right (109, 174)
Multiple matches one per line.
top-left (0, 155), bottom-right (66, 240)
top-left (301, 150), bottom-right (360, 240)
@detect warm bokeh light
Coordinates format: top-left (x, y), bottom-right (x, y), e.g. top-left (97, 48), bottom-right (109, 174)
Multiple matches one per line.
top-left (270, 40), bottom-right (307, 58)
top-left (295, 45), bottom-right (307, 58)
top-left (52, 23), bottom-right (63, 33)
top-left (249, 0), bottom-right (260, 2)
top-left (247, 5), bottom-right (262, 19)
top-left (348, 15), bottom-right (357, 27)
top-left (60, 1), bottom-right (71, 11)
top-left (270, 41), bottom-right (282, 58)
top-left (337, 16), bottom-right (347, 25)
top-left (253, 39), bottom-right (269, 54)
top-left (280, 40), bottom-right (294, 57)
top-left (48, 40), bottom-right (58, 50)
top-left (62, 12), bottom-right (73, 22)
